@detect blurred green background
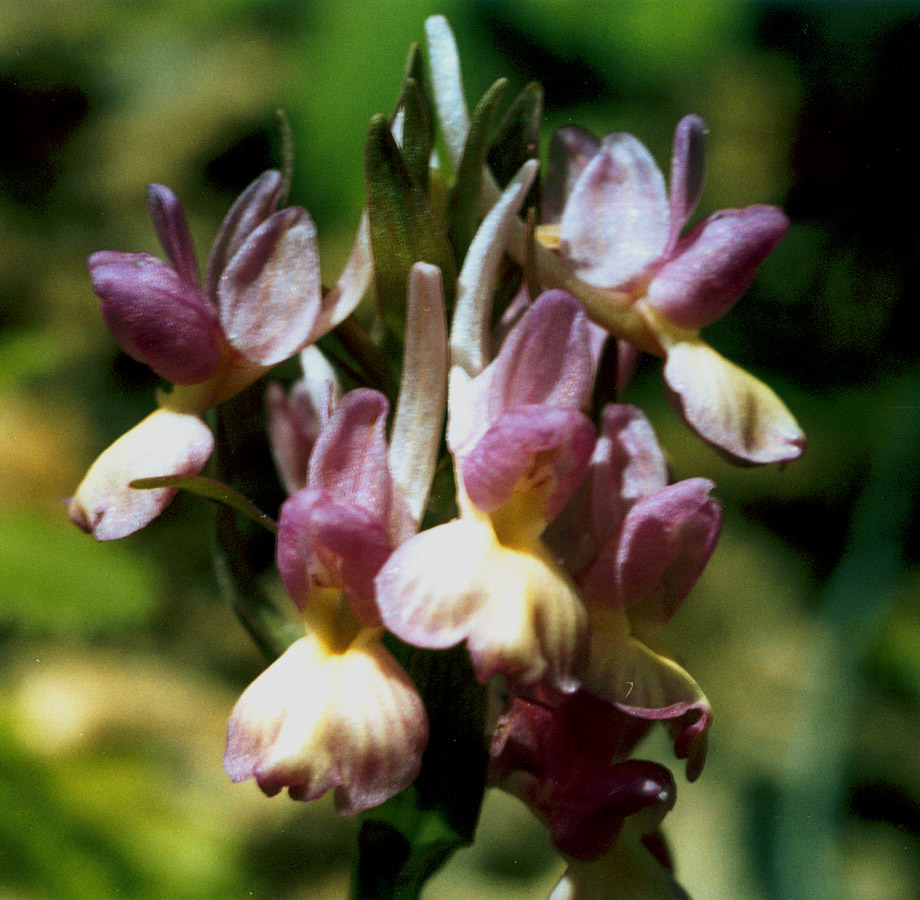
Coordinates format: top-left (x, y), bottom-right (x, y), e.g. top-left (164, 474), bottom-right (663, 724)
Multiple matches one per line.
top-left (2, 1), bottom-right (919, 898)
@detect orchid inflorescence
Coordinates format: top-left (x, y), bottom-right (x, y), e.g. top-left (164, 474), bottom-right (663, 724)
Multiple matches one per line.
top-left (69, 16), bottom-right (803, 900)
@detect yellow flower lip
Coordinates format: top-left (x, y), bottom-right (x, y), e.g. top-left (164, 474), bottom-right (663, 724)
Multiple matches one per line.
top-left (375, 499), bottom-right (589, 693)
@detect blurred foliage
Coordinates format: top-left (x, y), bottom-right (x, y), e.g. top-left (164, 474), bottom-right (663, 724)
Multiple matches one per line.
top-left (2, 1), bottom-right (919, 899)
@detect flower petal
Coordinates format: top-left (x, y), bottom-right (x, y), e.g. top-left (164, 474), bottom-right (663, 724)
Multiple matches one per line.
top-left (649, 205), bottom-right (789, 329)
top-left (376, 518), bottom-right (588, 691)
top-left (586, 619), bottom-right (711, 781)
top-left (224, 633), bottom-right (428, 815)
top-left (666, 115), bottom-right (706, 251)
top-left (663, 340), bottom-right (805, 465)
top-left (388, 263), bottom-right (448, 526)
top-left (218, 207), bottom-right (322, 365)
top-left (544, 126), bottom-right (601, 224)
top-left (546, 404), bottom-right (668, 576)
top-left (560, 133), bottom-right (669, 288)
top-left (68, 408), bottom-right (213, 540)
top-left (308, 389), bottom-right (398, 527)
top-left (550, 759), bottom-right (676, 862)
top-left (89, 251), bottom-right (221, 385)
top-left (276, 487), bottom-right (390, 627)
top-left (462, 405), bottom-right (595, 522)
top-left (206, 169), bottom-right (283, 296)
top-left (451, 160), bottom-right (539, 377)
top-left (582, 478), bottom-right (721, 621)
top-left (485, 291), bottom-right (594, 423)
top-left (547, 821), bottom-right (692, 900)
top-left (146, 184), bottom-right (201, 287)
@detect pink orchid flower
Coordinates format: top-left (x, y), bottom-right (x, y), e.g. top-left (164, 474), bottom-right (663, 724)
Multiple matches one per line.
top-left (70, 173), bottom-right (372, 540)
top-left (542, 117), bottom-right (805, 466)
top-left (547, 404), bottom-right (720, 781)
top-left (491, 692), bottom-right (675, 862)
top-left (225, 262), bottom-right (447, 814)
top-left (376, 289), bottom-right (595, 692)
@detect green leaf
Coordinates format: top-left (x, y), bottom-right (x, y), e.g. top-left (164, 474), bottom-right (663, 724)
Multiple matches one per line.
top-left (398, 78), bottom-right (432, 193)
top-left (364, 114), bottom-right (457, 338)
top-left (488, 81), bottom-right (544, 190)
top-left (350, 645), bottom-right (487, 900)
top-left (447, 78), bottom-right (508, 264)
top-left (129, 475), bottom-right (277, 534)
top-left (394, 42), bottom-right (433, 191)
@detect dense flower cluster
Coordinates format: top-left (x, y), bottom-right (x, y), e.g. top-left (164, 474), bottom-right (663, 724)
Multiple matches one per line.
top-left (69, 16), bottom-right (802, 899)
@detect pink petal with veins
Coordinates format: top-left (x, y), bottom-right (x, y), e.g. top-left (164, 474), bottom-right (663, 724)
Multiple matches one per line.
top-left (649, 205), bottom-right (789, 329)
top-left (376, 519), bottom-right (588, 692)
top-left (224, 633), bottom-right (427, 815)
top-left (308, 389), bottom-right (396, 529)
top-left (485, 291), bottom-right (593, 423)
top-left (582, 478), bottom-right (721, 622)
top-left (462, 405), bottom-right (595, 521)
top-left (90, 251), bottom-right (221, 385)
top-left (544, 126), bottom-right (601, 223)
top-left (146, 183), bottom-right (201, 288)
top-left (546, 404), bottom-right (667, 576)
top-left (206, 169), bottom-right (283, 296)
top-left (218, 206), bottom-right (322, 365)
top-left (560, 133), bottom-right (669, 288)
top-left (276, 487), bottom-right (390, 626)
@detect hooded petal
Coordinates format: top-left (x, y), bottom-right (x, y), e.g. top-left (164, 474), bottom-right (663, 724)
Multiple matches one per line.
top-left (217, 206), bottom-right (322, 366)
top-left (663, 340), bottom-right (805, 465)
top-left (146, 184), bottom-right (201, 287)
top-left (484, 291), bottom-right (594, 425)
top-left (582, 478), bottom-right (721, 622)
top-left (276, 487), bottom-right (390, 628)
top-left (68, 408), bottom-right (213, 540)
top-left (462, 405), bottom-right (595, 522)
top-left (89, 251), bottom-right (221, 385)
top-left (544, 126), bottom-right (601, 224)
top-left (206, 169), bottom-right (283, 296)
top-left (547, 404), bottom-right (668, 575)
top-left (560, 133), bottom-right (669, 288)
top-left (375, 517), bottom-right (588, 692)
top-left (549, 760), bottom-right (676, 862)
top-left (666, 114), bottom-right (706, 252)
top-left (649, 205), bottom-right (789, 329)
top-left (224, 633), bottom-right (428, 815)
top-left (308, 389), bottom-right (398, 530)
top-left (265, 348), bottom-right (340, 495)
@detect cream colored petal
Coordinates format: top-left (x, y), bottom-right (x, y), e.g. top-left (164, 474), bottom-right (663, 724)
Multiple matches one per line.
top-left (663, 339), bottom-right (805, 465)
top-left (68, 407), bottom-right (213, 541)
top-left (224, 633), bottom-right (427, 815)
top-left (376, 516), bottom-right (588, 692)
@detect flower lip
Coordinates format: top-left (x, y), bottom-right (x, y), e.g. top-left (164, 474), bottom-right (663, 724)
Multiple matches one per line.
top-left (224, 633), bottom-right (428, 814)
